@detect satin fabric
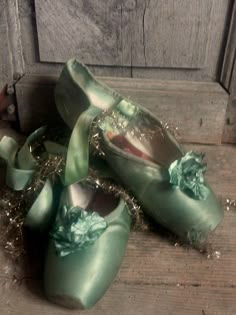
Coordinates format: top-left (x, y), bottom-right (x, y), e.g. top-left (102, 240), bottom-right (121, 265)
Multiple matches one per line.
top-left (102, 130), bottom-right (223, 243)
top-left (0, 128), bottom-right (57, 231)
top-left (0, 94), bottom-right (132, 309)
top-left (55, 58), bottom-right (224, 244)
top-left (45, 185), bottom-right (131, 309)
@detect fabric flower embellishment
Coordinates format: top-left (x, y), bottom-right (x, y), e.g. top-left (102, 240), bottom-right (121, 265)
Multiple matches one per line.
top-left (51, 205), bottom-right (107, 257)
top-left (168, 151), bottom-right (209, 200)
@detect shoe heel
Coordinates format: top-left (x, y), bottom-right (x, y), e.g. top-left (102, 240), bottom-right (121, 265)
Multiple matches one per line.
top-left (55, 59), bottom-right (121, 128)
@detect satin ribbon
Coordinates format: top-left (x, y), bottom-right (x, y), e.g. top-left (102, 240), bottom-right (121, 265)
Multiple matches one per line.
top-left (0, 104), bottom-right (108, 234)
top-left (51, 205), bottom-right (107, 257)
top-left (0, 127), bottom-right (46, 190)
top-left (0, 127), bottom-right (56, 232)
top-left (168, 151), bottom-right (209, 200)
top-left (64, 106), bottom-right (101, 186)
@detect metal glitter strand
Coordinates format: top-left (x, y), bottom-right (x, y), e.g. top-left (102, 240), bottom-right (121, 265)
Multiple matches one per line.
top-left (0, 155), bottom-right (65, 259)
top-left (87, 169), bottom-right (149, 230)
top-left (222, 197), bottom-right (236, 212)
top-left (89, 108), bottom-right (180, 156)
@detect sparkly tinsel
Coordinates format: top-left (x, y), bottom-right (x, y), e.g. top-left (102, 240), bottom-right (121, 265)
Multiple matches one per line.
top-left (0, 111), bottom-right (181, 259)
top-left (87, 169), bottom-right (149, 230)
top-left (222, 197), bottom-right (236, 212)
top-left (0, 155), bottom-right (65, 259)
top-left (89, 107), bottom-right (180, 157)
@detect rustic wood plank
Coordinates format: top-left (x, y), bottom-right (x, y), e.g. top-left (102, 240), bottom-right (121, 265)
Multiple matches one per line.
top-left (5, 0), bottom-right (25, 79)
top-left (0, 143), bottom-right (236, 314)
top-left (222, 98), bottom-right (236, 143)
top-left (15, 74), bottom-right (228, 144)
top-left (221, 4), bottom-right (236, 144)
top-left (0, 0), bottom-right (24, 88)
top-left (15, 76), bottom-right (63, 133)
top-left (220, 0), bottom-right (236, 93)
top-left (0, 278), bottom-right (235, 315)
top-left (35, 0), bottom-right (213, 68)
top-left (133, 0), bottom-right (231, 82)
top-left (18, 0), bottom-right (231, 81)
top-left (0, 23), bottom-right (12, 87)
top-left (18, 0), bottom-right (131, 78)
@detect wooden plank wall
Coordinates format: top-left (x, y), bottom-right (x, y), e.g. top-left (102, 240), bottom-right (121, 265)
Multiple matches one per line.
top-left (35, 0), bottom-right (211, 68)
top-left (0, 0), bottom-right (13, 89)
top-left (15, 74), bottom-right (228, 144)
top-left (0, 0), bottom-right (24, 89)
top-left (221, 1), bottom-right (236, 143)
top-left (14, 0), bottom-right (231, 144)
top-left (17, 0), bottom-right (231, 81)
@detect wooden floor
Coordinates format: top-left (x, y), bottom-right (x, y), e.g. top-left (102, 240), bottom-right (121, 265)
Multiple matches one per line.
top-left (0, 128), bottom-right (236, 315)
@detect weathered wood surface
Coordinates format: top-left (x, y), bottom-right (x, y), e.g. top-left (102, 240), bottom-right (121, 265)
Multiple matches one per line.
top-left (15, 75), bottom-right (62, 134)
top-left (220, 0), bottom-right (236, 94)
top-left (0, 143), bottom-right (235, 314)
top-left (0, 0), bottom-right (25, 89)
top-left (18, 0), bottom-right (231, 81)
top-left (5, 0), bottom-right (25, 80)
top-left (0, 1), bottom-right (13, 89)
top-left (221, 4), bottom-right (236, 144)
top-left (222, 98), bottom-right (236, 144)
top-left (0, 25), bottom-right (11, 89)
top-left (15, 74), bottom-right (228, 144)
top-left (35, 0), bottom-right (214, 68)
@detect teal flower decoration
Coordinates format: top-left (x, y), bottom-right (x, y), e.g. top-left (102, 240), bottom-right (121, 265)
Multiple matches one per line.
top-left (168, 151), bottom-right (209, 200)
top-left (51, 206), bottom-right (107, 257)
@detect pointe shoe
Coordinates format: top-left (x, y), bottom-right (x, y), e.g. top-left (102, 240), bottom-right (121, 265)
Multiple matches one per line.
top-left (55, 59), bottom-right (223, 244)
top-left (44, 179), bottom-right (131, 309)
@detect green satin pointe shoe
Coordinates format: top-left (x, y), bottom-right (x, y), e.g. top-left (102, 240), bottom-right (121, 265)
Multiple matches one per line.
top-left (55, 59), bottom-right (223, 244)
top-left (44, 179), bottom-right (131, 309)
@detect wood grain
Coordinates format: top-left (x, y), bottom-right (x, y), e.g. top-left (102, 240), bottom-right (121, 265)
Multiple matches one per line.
top-left (0, 0), bottom-right (12, 89)
top-left (18, 0), bottom-right (131, 78)
top-left (35, 0), bottom-right (212, 68)
top-left (0, 143), bottom-right (235, 314)
top-left (222, 98), bottom-right (236, 144)
top-left (0, 279), bottom-right (235, 315)
top-left (18, 0), bottom-right (231, 82)
top-left (15, 75), bottom-right (63, 133)
top-left (15, 74), bottom-right (228, 144)
top-left (221, 5), bottom-right (236, 144)
top-left (133, 0), bottom-right (232, 81)
top-left (220, 0), bottom-right (236, 93)
top-left (5, 0), bottom-right (25, 79)
top-left (0, 0), bottom-right (25, 89)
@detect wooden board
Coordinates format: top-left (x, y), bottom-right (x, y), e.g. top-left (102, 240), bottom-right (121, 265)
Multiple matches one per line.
top-left (221, 5), bottom-right (236, 144)
top-left (15, 74), bottom-right (228, 144)
top-left (5, 0), bottom-right (25, 79)
top-left (18, 0), bottom-right (231, 82)
top-left (35, 0), bottom-right (213, 68)
top-left (0, 1), bottom-right (12, 89)
top-left (0, 143), bottom-right (235, 314)
top-left (220, 0), bottom-right (236, 93)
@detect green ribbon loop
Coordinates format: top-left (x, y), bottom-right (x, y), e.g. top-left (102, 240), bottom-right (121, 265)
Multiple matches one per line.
top-left (25, 179), bottom-right (55, 232)
top-left (0, 127), bottom-right (57, 232)
top-left (168, 151), bottom-right (209, 200)
top-left (0, 135), bottom-right (34, 190)
top-left (64, 106), bottom-right (101, 186)
top-left (51, 205), bottom-right (108, 257)
top-left (17, 126), bottom-right (47, 170)
top-left (44, 140), bottom-right (67, 155)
